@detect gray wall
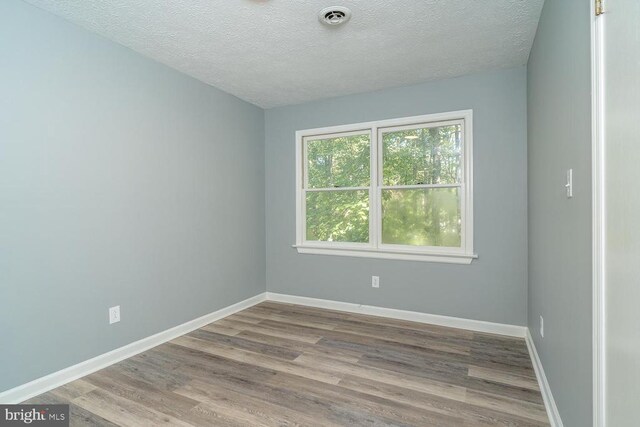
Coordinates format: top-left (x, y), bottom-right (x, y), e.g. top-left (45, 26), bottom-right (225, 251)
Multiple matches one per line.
top-left (265, 67), bottom-right (528, 326)
top-left (527, 0), bottom-right (592, 425)
top-left (0, 0), bottom-right (265, 392)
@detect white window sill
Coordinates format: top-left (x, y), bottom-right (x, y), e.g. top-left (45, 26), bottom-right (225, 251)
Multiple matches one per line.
top-left (293, 245), bottom-right (477, 264)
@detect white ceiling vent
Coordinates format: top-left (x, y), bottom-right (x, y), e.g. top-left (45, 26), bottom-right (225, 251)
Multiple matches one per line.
top-left (318, 6), bottom-right (352, 26)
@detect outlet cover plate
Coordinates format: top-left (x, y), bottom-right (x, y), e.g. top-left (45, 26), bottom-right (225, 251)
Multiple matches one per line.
top-left (372, 276), bottom-right (380, 288)
top-left (109, 305), bottom-right (121, 324)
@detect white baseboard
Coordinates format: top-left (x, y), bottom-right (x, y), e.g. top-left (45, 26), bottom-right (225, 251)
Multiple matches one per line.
top-left (0, 292), bottom-right (267, 404)
top-left (525, 329), bottom-right (564, 427)
top-left (265, 292), bottom-right (527, 338)
top-left (0, 291), bottom-right (536, 407)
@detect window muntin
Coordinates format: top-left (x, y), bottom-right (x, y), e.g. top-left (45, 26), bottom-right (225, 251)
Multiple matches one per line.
top-left (296, 111), bottom-right (474, 263)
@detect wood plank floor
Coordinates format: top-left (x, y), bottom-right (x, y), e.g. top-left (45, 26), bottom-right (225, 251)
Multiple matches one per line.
top-left (26, 302), bottom-right (549, 426)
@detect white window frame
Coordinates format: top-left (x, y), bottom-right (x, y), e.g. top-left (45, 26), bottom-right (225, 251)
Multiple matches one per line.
top-left (294, 110), bottom-right (476, 264)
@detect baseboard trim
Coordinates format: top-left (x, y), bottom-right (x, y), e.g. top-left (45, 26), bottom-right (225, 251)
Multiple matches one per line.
top-left (0, 291), bottom-right (535, 405)
top-left (525, 329), bottom-right (564, 427)
top-left (0, 292), bottom-right (267, 404)
top-left (266, 292), bottom-right (527, 338)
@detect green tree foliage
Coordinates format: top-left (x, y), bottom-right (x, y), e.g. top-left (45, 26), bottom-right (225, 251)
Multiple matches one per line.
top-left (306, 191), bottom-right (369, 242)
top-left (305, 125), bottom-right (462, 247)
top-left (307, 134), bottom-right (369, 188)
top-left (382, 125), bottom-right (461, 186)
top-left (306, 134), bottom-right (370, 242)
top-left (381, 125), bottom-right (462, 247)
top-left (381, 188), bottom-right (460, 247)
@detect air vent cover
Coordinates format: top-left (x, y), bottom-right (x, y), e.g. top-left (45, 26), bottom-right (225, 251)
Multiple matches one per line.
top-left (318, 6), bottom-right (352, 26)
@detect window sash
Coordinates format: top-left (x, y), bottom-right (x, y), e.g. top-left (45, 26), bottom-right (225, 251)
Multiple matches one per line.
top-left (303, 129), bottom-right (372, 190)
top-left (378, 119), bottom-right (465, 188)
top-left (302, 187), bottom-right (372, 246)
top-left (295, 110), bottom-right (474, 261)
top-left (377, 120), bottom-right (465, 251)
top-left (377, 185), bottom-right (465, 254)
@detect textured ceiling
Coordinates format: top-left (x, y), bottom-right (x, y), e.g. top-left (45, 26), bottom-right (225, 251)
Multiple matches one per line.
top-left (23, 0), bottom-right (544, 108)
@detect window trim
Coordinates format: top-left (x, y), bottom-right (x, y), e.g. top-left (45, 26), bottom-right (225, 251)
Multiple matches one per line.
top-left (294, 110), bottom-right (476, 264)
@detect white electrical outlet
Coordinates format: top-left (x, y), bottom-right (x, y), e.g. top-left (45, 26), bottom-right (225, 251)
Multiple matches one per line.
top-left (109, 305), bottom-right (121, 324)
top-left (371, 276), bottom-right (380, 288)
top-left (540, 315), bottom-right (544, 338)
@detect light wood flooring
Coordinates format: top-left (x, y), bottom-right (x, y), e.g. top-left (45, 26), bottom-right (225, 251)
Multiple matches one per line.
top-left (26, 301), bottom-right (549, 426)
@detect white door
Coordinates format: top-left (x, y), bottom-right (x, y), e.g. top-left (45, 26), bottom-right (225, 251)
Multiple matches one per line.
top-left (595, 0), bottom-right (640, 425)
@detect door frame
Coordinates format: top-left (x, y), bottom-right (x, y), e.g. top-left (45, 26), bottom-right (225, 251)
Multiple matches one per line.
top-left (590, 1), bottom-right (605, 426)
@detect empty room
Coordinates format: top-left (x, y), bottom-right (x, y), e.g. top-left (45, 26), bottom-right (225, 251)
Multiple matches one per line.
top-left (1, 0), bottom-right (637, 426)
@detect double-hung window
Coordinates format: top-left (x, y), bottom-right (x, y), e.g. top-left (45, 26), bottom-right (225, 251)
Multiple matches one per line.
top-left (295, 110), bottom-right (475, 264)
